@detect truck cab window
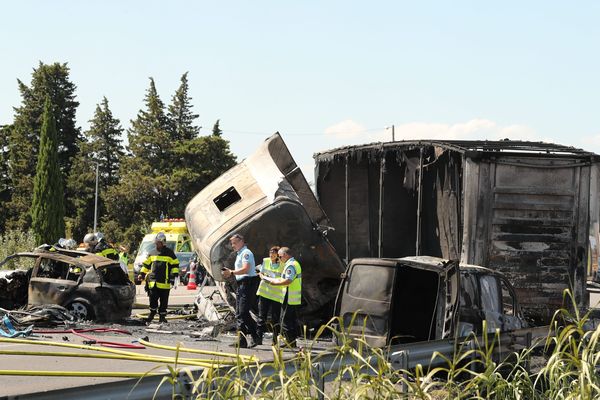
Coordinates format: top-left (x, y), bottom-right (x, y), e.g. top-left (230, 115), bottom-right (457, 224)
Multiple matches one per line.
top-left (213, 187), bottom-right (241, 211)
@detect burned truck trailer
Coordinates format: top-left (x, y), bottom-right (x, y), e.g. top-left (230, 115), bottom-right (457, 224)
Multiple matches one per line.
top-left (185, 133), bottom-right (345, 326)
top-left (315, 140), bottom-right (600, 325)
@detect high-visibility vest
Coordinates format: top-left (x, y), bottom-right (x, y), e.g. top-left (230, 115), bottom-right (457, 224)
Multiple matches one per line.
top-left (283, 259), bottom-right (302, 306)
top-left (96, 247), bottom-right (119, 261)
top-left (256, 258), bottom-right (284, 303)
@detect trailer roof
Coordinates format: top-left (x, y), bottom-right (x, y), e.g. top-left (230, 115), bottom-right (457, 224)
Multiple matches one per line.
top-left (314, 139), bottom-right (600, 160)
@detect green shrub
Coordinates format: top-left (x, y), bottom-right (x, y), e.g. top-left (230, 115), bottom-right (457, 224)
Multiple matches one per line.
top-left (0, 230), bottom-right (37, 269)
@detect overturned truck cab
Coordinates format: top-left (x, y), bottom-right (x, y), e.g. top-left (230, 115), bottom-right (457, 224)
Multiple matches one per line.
top-left (185, 133), bottom-right (346, 327)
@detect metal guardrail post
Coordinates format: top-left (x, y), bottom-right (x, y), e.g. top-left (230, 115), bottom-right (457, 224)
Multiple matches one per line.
top-left (312, 362), bottom-right (325, 400)
top-left (391, 350), bottom-right (409, 393)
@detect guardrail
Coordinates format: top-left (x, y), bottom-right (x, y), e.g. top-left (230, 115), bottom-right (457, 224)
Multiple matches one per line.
top-left (13, 325), bottom-right (553, 400)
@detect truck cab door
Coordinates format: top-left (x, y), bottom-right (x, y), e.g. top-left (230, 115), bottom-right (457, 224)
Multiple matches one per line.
top-left (441, 260), bottom-right (461, 339)
top-left (334, 259), bottom-right (397, 347)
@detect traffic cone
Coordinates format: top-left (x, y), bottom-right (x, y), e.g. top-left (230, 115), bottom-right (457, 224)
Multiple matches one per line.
top-left (187, 262), bottom-right (197, 290)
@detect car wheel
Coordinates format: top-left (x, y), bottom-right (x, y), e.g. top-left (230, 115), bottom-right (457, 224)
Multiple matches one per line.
top-left (67, 301), bottom-right (94, 320)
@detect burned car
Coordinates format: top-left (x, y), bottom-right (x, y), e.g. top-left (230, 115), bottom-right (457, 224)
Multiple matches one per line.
top-left (0, 250), bottom-right (135, 321)
top-left (334, 256), bottom-right (526, 347)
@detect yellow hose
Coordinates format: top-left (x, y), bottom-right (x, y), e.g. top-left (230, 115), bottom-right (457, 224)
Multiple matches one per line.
top-left (134, 313), bottom-right (196, 320)
top-left (0, 338), bottom-right (236, 367)
top-left (0, 337), bottom-right (254, 367)
top-left (0, 349), bottom-right (229, 367)
top-left (137, 338), bottom-right (257, 362)
top-left (0, 370), bottom-right (163, 378)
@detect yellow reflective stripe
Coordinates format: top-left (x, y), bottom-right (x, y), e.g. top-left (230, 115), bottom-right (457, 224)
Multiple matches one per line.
top-left (98, 248), bottom-right (118, 257)
top-left (155, 282), bottom-right (171, 289)
top-left (140, 267), bottom-right (150, 274)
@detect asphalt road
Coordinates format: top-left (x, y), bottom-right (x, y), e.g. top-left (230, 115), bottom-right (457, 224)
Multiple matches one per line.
top-left (0, 285), bottom-right (296, 397)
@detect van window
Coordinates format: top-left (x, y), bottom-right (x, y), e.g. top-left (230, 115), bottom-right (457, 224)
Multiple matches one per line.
top-left (500, 278), bottom-right (515, 316)
top-left (480, 275), bottom-right (501, 313)
top-left (179, 239), bottom-right (192, 252)
top-left (213, 187), bottom-right (241, 211)
top-left (138, 241), bottom-right (176, 254)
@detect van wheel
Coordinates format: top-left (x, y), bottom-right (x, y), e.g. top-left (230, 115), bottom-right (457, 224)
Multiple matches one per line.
top-left (67, 301), bottom-right (94, 320)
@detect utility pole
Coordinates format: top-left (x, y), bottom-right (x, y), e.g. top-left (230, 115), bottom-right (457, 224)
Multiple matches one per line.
top-left (93, 162), bottom-right (99, 233)
top-left (386, 125), bottom-right (395, 141)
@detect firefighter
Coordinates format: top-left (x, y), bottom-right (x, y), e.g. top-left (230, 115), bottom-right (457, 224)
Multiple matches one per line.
top-left (256, 246), bottom-right (284, 345)
top-left (82, 233), bottom-right (98, 252)
top-left (261, 246), bottom-right (302, 347)
top-left (93, 232), bottom-right (119, 261)
top-left (137, 232), bottom-right (179, 324)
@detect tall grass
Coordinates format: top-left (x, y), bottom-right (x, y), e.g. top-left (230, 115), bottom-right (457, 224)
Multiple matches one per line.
top-left (150, 290), bottom-right (600, 399)
top-left (0, 230), bottom-right (36, 269)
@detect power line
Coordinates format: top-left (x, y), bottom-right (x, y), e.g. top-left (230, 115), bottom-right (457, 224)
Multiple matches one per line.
top-left (222, 127), bottom-right (383, 137)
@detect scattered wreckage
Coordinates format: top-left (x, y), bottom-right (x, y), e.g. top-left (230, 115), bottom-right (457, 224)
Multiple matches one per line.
top-left (0, 247), bottom-right (135, 321)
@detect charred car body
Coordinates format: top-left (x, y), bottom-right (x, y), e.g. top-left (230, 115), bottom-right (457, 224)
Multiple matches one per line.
top-left (335, 256), bottom-right (526, 347)
top-left (0, 248), bottom-right (135, 321)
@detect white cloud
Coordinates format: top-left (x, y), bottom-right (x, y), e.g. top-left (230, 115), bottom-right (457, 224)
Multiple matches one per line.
top-left (323, 119), bottom-right (367, 139)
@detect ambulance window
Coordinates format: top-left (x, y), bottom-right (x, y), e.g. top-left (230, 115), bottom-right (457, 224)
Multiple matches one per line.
top-left (214, 187), bottom-right (241, 211)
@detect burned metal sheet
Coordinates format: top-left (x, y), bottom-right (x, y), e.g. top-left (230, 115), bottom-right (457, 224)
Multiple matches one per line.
top-left (316, 139), bottom-right (600, 325)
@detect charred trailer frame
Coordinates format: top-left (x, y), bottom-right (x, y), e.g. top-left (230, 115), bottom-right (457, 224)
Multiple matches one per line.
top-left (315, 140), bottom-right (600, 325)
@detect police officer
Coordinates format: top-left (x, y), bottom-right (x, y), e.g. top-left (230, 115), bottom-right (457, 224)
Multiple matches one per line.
top-left (222, 233), bottom-right (260, 348)
top-left (137, 232), bottom-right (179, 324)
top-left (256, 246), bottom-right (284, 346)
top-left (261, 246), bottom-right (302, 347)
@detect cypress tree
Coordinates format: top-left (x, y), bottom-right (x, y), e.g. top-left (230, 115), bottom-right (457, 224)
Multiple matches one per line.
top-left (212, 119), bottom-right (222, 136)
top-left (7, 62), bottom-right (80, 230)
top-left (30, 97), bottom-right (65, 244)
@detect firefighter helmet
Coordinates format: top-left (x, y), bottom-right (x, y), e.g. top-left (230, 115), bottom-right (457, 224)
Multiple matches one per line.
top-left (83, 233), bottom-right (97, 245)
top-left (155, 232), bottom-right (167, 243)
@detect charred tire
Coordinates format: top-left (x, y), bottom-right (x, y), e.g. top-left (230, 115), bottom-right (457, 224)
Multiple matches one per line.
top-left (66, 300), bottom-right (94, 321)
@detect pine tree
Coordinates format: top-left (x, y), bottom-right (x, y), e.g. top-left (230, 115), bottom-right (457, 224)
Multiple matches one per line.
top-left (66, 97), bottom-right (125, 240)
top-left (7, 62), bottom-right (80, 230)
top-left (167, 72), bottom-right (200, 142)
top-left (30, 97), bottom-right (65, 245)
top-left (212, 119), bottom-right (222, 136)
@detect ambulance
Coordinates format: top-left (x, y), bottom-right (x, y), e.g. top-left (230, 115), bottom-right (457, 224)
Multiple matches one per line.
top-left (132, 219), bottom-right (193, 283)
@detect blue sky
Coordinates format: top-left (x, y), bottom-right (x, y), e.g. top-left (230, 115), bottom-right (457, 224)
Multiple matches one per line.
top-left (2, 1), bottom-right (600, 182)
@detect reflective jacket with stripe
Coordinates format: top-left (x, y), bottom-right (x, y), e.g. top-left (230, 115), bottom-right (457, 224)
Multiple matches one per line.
top-left (140, 246), bottom-right (179, 289)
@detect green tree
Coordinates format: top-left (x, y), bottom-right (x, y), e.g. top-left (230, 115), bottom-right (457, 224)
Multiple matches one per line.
top-left (167, 72), bottom-right (200, 142)
top-left (7, 62), bottom-right (80, 230)
top-left (66, 97), bottom-right (125, 240)
top-left (212, 119), bottom-right (222, 136)
top-left (104, 78), bottom-right (172, 246)
top-left (0, 125), bottom-right (12, 231)
top-left (30, 97), bottom-right (65, 245)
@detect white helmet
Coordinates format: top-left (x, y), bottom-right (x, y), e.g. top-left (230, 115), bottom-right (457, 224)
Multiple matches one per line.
top-left (155, 232), bottom-right (167, 243)
top-left (83, 233), bottom-right (97, 245)
top-left (95, 232), bottom-right (104, 241)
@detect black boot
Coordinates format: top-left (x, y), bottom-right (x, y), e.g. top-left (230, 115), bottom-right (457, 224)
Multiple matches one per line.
top-left (146, 310), bottom-right (156, 323)
top-left (158, 314), bottom-right (168, 323)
